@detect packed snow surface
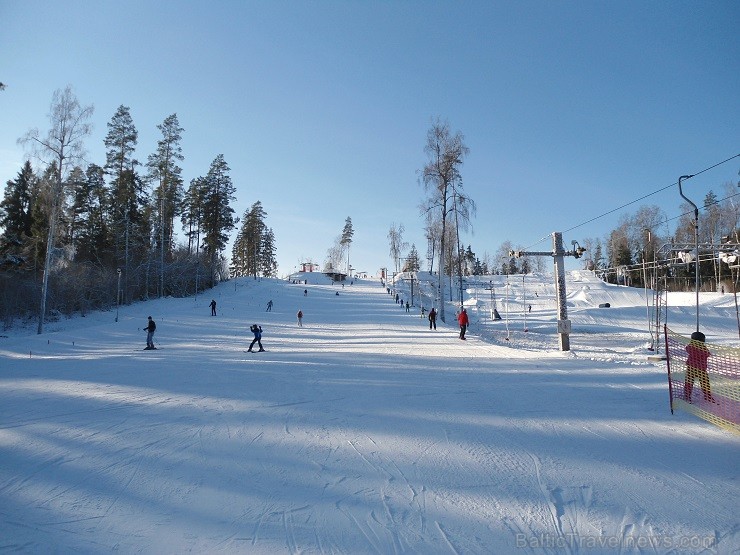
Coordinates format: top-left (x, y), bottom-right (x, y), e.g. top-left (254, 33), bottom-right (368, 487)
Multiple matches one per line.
top-left (1, 271), bottom-right (738, 554)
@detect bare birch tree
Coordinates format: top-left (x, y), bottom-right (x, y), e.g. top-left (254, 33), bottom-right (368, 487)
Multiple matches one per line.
top-left (420, 119), bottom-right (468, 323)
top-left (387, 222), bottom-right (408, 274)
top-left (18, 86), bottom-right (93, 334)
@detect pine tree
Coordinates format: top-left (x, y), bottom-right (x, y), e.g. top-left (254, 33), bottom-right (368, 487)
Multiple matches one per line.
top-left (147, 114), bottom-right (184, 264)
top-left (104, 105), bottom-right (143, 292)
top-left (404, 244), bottom-right (421, 272)
top-left (260, 228), bottom-right (278, 277)
top-left (71, 164), bottom-right (111, 264)
top-left (233, 201), bottom-right (265, 278)
top-left (340, 216), bottom-right (354, 274)
top-left (63, 166), bottom-right (86, 252)
top-left (182, 176), bottom-right (207, 256)
top-left (24, 164), bottom-right (61, 276)
top-left (104, 106), bottom-right (138, 191)
top-left (230, 226), bottom-right (247, 278)
top-left (464, 245), bottom-right (475, 275)
top-left (593, 240), bottom-right (604, 271)
top-left (231, 201), bottom-right (277, 279)
top-left (0, 161), bottom-right (35, 260)
top-left (520, 257), bottom-right (531, 275)
top-left (201, 155), bottom-right (237, 285)
top-left (616, 242), bottom-right (633, 266)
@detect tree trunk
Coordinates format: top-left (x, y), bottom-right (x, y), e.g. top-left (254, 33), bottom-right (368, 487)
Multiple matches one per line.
top-left (37, 202), bottom-right (58, 334)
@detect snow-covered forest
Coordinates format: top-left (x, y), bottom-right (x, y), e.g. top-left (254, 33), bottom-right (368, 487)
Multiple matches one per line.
top-left (0, 89), bottom-right (277, 331)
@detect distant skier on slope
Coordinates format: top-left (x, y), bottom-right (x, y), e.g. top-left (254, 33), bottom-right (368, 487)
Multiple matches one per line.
top-left (143, 316), bottom-right (156, 349)
top-left (457, 308), bottom-right (469, 340)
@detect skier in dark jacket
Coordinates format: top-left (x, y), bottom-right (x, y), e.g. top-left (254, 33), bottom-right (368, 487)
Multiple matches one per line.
top-left (248, 324), bottom-right (265, 352)
top-left (428, 308), bottom-right (437, 330)
top-left (210, 299), bottom-right (217, 316)
top-left (143, 316), bottom-right (156, 349)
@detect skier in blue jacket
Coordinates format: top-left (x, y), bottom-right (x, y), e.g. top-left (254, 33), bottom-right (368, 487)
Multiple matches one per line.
top-left (248, 324), bottom-right (265, 352)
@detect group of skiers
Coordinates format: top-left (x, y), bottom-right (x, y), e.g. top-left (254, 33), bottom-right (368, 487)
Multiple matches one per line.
top-left (143, 285), bottom-right (472, 351)
top-left (387, 293), bottom-right (468, 340)
top-left (428, 307), bottom-right (469, 339)
top-left (387, 279), bottom-right (470, 339)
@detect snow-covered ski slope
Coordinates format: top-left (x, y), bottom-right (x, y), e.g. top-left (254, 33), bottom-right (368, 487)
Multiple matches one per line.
top-left (1, 272), bottom-right (738, 554)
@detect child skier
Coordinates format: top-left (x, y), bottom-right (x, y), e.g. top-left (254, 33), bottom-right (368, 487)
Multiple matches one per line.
top-left (248, 324), bottom-right (265, 352)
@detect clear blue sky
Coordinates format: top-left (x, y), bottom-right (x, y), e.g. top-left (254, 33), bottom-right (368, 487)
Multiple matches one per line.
top-left (2, 0), bottom-right (738, 276)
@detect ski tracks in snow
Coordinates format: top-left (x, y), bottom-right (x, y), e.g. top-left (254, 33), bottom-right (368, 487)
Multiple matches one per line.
top-left (343, 436), bottom-right (426, 553)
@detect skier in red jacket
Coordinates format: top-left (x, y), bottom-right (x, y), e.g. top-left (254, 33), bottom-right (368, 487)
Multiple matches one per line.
top-left (684, 331), bottom-right (714, 403)
top-left (457, 308), bottom-right (469, 340)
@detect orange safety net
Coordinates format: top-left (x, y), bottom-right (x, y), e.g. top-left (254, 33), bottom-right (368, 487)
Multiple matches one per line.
top-left (665, 327), bottom-right (740, 434)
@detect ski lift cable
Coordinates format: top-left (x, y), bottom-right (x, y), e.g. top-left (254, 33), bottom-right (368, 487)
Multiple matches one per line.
top-left (522, 153), bottom-right (740, 251)
top-left (656, 190), bottom-right (740, 228)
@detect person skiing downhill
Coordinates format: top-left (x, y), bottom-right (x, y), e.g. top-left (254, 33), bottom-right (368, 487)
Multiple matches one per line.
top-left (248, 324), bottom-right (265, 352)
top-left (210, 299), bottom-right (217, 316)
top-left (457, 308), bottom-right (469, 340)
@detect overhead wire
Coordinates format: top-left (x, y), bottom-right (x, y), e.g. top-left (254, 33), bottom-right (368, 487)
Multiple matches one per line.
top-left (659, 190), bottom-right (740, 228)
top-left (522, 153), bottom-right (740, 251)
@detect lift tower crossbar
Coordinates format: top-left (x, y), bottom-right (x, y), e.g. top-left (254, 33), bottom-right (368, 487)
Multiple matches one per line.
top-left (510, 232), bottom-right (585, 351)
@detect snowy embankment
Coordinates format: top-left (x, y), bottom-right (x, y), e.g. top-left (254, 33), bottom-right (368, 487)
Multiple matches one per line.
top-left (0, 273), bottom-right (738, 554)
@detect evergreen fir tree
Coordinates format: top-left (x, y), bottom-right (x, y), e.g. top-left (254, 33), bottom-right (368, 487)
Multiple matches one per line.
top-left (473, 257), bottom-right (482, 275)
top-left (201, 154), bottom-right (237, 285)
top-left (231, 201), bottom-right (278, 279)
top-left (63, 166), bottom-right (86, 252)
top-left (404, 244), bottom-right (421, 272)
top-left (105, 106), bottom-right (142, 284)
top-left (260, 228), bottom-right (278, 277)
top-left (230, 226), bottom-right (247, 278)
top-left (25, 165), bottom-right (57, 274)
top-left (182, 176), bottom-right (207, 256)
top-left (236, 201), bottom-right (265, 278)
top-left (464, 245), bottom-right (475, 275)
top-left (71, 164), bottom-right (110, 264)
top-left (147, 114), bottom-right (184, 262)
top-left (104, 106), bottom-right (138, 189)
top-left (593, 240), bottom-right (604, 271)
top-left (340, 216), bottom-right (354, 274)
top-left (0, 161), bottom-right (35, 260)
